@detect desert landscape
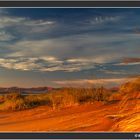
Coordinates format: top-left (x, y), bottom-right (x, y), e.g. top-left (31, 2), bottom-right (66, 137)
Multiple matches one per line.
top-left (0, 8), bottom-right (139, 132)
top-left (0, 77), bottom-right (139, 132)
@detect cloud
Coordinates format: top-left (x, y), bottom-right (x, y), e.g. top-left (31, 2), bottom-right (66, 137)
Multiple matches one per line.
top-left (115, 62), bottom-right (140, 66)
top-left (0, 56), bottom-right (86, 72)
top-left (123, 58), bottom-right (140, 63)
top-left (7, 33), bottom-right (129, 59)
top-left (0, 12), bottom-right (55, 42)
top-left (115, 57), bottom-right (140, 66)
top-left (0, 31), bottom-right (15, 41)
top-left (0, 16), bottom-right (25, 28)
top-left (0, 58), bottom-right (39, 71)
top-left (99, 69), bottom-right (126, 75)
top-left (1, 32), bottom-right (139, 72)
top-left (0, 15), bottom-right (55, 28)
top-left (0, 57), bottom-right (60, 71)
top-left (89, 15), bottom-right (120, 25)
top-left (66, 57), bottom-right (110, 64)
top-left (0, 8), bottom-right (139, 87)
top-left (54, 77), bottom-right (135, 87)
top-left (0, 57), bottom-right (95, 72)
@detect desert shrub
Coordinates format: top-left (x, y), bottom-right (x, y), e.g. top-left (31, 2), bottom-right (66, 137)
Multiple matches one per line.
top-left (0, 87), bottom-right (112, 111)
top-left (108, 92), bottom-right (123, 101)
top-left (4, 93), bottom-right (22, 100)
top-left (25, 94), bottom-right (51, 107)
top-left (48, 89), bottom-right (76, 109)
top-left (116, 77), bottom-right (140, 114)
top-left (48, 87), bottom-right (111, 107)
top-left (1, 78), bottom-right (140, 112)
top-left (70, 88), bottom-right (95, 103)
top-left (107, 77), bottom-right (140, 104)
top-left (0, 95), bottom-right (4, 103)
top-left (93, 87), bottom-right (111, 102)
top-left (0, 98), bottom-right (26, 111)
top-left (120, 77), bottom-right (140, 93)
top-left (0, 93), bottom-right (51, 111)
top-left (0, 93), bottom-right (27, 111)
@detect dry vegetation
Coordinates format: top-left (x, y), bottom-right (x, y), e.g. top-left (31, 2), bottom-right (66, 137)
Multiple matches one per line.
top-left (0, 77), bottom-right (139, 131)
top-left (0, 87), bottom-right (111, 111)
top-left (109, 77), bottom-right (140, 131)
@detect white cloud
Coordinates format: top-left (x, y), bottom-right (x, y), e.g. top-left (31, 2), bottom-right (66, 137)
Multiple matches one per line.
top-left (7, 33), bottom-right (126, 59)
top-left (0, 16), bottom-right (25, 28)
top-left (0, 57), bottom-right (95, 72)
top-left (0, 31), bottom-right (15, 41)
top-left (3, 32), bottom-right (138, 72)
top-left (115, 62), bottom-right (140, 66)
top-left (89, 16), bottom-right (120, 25)
top-left (0, 10), bottom-right (138, 73)
top-left (0, 15), bottom-right (55, 28)
top-left (0, 57), bottom-right (79, 72)
top-left (99, 69), bottom-right (126, 75)
top-left (54, 77), bottom-right (135, 87)
top-left (0, 58), bottom-right (17, 69)
top-left (0, 58), bottom-right (39, 71)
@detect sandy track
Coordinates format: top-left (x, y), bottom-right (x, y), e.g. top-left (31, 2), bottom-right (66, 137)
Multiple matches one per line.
top-left (0, 102), bottom-right (118, 132)
top-left (0, 101), bottom-right (139, 132)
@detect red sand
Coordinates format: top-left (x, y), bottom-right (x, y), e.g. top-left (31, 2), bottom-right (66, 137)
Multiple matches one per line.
top-left (0, 101), bottom-right (139, 132)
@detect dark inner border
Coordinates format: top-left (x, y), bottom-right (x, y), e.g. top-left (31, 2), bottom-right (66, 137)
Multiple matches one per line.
top-left (0, 1), bottom-right (140, 7)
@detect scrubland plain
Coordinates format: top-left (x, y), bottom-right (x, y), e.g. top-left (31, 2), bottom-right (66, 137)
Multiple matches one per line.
top-left (0, 77), bottom-right (139, 131)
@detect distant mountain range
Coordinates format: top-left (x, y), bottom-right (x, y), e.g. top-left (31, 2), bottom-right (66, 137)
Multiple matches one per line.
top-left (0, 87), bottom-right (54, 94)
top-left (0, 86), bottom-right (119, 95)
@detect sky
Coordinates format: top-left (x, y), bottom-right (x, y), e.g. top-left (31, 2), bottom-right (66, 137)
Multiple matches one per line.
top-left (0, 8), bottom-right (139, 87)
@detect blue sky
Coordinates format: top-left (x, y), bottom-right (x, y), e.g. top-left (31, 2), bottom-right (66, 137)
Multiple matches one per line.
top-left (0, 8), bottom-right (140, 87)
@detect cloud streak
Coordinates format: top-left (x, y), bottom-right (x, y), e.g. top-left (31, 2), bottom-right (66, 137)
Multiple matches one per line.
top-left (54, 77), bottom-right (136, 87)
top-left (0, 32), bottom-right (139, 72)
top-left (0, 57), bottom-right (95, 72)
top-left (0, 31), bottom-right (15, 41)
top-left (89, 15), bottom-right (120, 25)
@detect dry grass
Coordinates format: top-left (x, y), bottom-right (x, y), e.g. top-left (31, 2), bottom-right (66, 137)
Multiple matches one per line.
top-left (108, 77), bottom-right (140, 131)
top-left (0, 87), bottom-right (111, 111)
top-left (0, 77), bottom-right (139, 132)
top-left (0, 77), bottom-right (140, 131)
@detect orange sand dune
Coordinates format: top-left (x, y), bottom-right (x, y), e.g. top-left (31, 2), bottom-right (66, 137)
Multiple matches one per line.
top-left (0, 101), bottom-right (139, 132)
